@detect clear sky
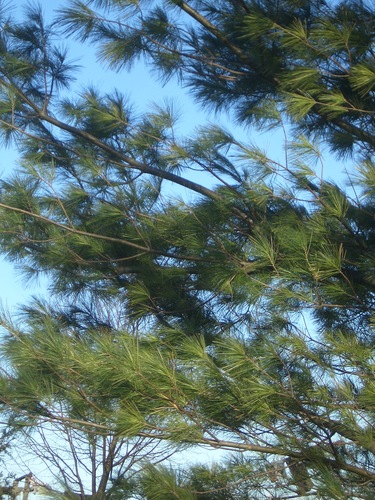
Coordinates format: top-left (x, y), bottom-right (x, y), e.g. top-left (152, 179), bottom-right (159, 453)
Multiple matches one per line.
top-left (0, 0), bottom-right (228, 312)
top-left (0, 0), bottom-right (294, 313)
top-left (0, 0), bottom-right (280, 486)
top-left (0, 0), bottom-right (350, 312)
top-left (0, 0), bottom-right (351, 489)
top-left (0, 0), bottom-right (254, 484)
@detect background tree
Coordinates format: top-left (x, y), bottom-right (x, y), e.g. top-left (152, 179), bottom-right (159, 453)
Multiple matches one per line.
top-left (0, 0), bottom-right (374, 498)
top-left (0, 297), bottom-right (173, 498)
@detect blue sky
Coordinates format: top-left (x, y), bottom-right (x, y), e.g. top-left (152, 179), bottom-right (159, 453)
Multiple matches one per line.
top-left (2, 0), bottom-right (353, 319)
top-left (0, 0), bottom-right (357, 489)
top-left (0, 0), bottom-right (283, 483)
top-left (0, 0), bottom-right (293, 313)
top-left (0, 3), bottom-right (216, 484)
top-left (0, 1), bottom-right (351, 313)
top-left (0, 0), bottom-right (224, 311)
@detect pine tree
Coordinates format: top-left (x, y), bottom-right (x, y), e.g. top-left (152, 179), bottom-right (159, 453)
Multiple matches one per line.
top-left (0, 0), bottom-right (374, 497)
top-left (58, 0), bottom-right (375, 155)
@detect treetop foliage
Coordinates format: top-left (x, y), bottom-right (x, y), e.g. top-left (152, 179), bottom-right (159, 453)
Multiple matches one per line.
top-left (58, 0), bottom-right (375, 154)
top-left (0, 0), bottom-right (374, 497)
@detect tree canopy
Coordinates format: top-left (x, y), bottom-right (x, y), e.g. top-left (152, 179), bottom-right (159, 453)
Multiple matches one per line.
top-left (0, 0), bottom-right (374, 498)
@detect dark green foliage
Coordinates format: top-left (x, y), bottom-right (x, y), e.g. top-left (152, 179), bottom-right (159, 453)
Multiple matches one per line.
top-left (58, 0), bottom-right (375, 155)
top-left (0, 0), bottom-right (374, 497)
